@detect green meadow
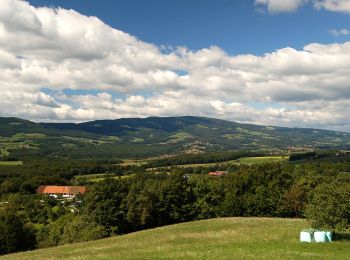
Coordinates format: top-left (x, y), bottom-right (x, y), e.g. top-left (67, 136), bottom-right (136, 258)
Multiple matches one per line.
top-left (74, 173), bottom-right (136, 182)
top-left (146, 156), bottom-right (289, 171)
top-left (0, 161), bottom-right (23, 166)
top-left (4, 217), bottom-right (349, 259)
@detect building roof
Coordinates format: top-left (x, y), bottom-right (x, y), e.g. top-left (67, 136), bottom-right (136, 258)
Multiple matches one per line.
top-left (36, 185), bottom-right (86, 195)
top-left (208, 171), bottom-right (227, 176)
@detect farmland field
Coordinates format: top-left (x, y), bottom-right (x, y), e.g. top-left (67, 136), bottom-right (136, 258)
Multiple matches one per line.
top-left (176, 156), bottom-right (289, 167)
top-left (146, 156), bottom-right (290, 171)
top-left (146, 162), bottom-right (219, 171)
top-left (0, 161), bottom-right (23, 166)
top-left (4, 217), bottom-right (350, 259)
top-left (75, 173), bottom-right (136, 182)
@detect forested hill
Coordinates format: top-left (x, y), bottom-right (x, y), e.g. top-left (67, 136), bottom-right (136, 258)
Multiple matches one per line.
top-left (0, 116), bottom-right (349, 159)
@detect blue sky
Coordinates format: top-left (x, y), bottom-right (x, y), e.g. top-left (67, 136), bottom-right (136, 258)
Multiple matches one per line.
top-left (1, 0), bottom-right (350, 131)
top-left (28, 0), bottom-right (350, 55)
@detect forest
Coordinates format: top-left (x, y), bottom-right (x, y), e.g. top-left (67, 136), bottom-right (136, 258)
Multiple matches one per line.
top-left (0, 151), bottom-right (349, 255)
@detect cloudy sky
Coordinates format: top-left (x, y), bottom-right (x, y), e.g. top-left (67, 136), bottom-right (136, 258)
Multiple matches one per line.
top-left (1, 0), bottom-right (350, 131)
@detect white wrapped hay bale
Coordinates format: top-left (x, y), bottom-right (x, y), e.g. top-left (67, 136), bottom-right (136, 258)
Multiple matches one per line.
top-left (300, 229), bottom-right (314, 243)
top-left (314, 231), bottom-right (333, 242)
top-left (314, 231), bottom-right (327, 242)
top-left (325, 231), bottom-right (332, 242)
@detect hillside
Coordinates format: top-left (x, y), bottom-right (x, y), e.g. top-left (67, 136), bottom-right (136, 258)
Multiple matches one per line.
top-left (3, 218), bottom-right (350, 259)
top-left (1, 116), bottom-right (350, 159)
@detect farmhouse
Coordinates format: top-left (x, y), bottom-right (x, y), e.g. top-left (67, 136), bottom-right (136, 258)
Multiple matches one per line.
top-left (36, 185), bottom-right (86, 198)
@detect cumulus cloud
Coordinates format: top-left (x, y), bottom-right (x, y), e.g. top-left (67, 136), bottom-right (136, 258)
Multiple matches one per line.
top-left (0, 0), bottom-right (350, 131)
top-left (255, 0), bottom-right (307, 13)
top-left (313, 0), bottom-right (350, 13)
top-left (256, 0), bottom-right (350, 14)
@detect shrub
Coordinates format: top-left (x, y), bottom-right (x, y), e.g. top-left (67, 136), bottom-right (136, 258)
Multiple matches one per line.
top-left (306, 182), bottom-right (350, 231)
top-left (0, 210), bottom-right (36, 255)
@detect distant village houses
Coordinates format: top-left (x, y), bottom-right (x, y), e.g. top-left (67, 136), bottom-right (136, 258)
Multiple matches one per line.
top-left (36, 185), bottom-right (86, 199)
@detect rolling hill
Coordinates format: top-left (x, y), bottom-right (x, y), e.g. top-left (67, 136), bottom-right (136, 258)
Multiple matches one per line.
top-left (0, 116), bottom-right (350, 159)
top-left (3, 217), bottom-right (350, 259)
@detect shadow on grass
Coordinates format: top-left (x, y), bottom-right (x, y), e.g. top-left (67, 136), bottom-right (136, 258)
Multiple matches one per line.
top-left (334, 232), bottom-right (350, 241)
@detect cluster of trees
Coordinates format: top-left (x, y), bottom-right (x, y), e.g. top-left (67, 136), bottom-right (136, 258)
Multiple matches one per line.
top-left (0, 210), bottom-right (36, 255)
top-left (0, 158), bottom-right (145, 196)
top-left (289, 152), bottom-right (317, 161)
top-left (306, 181), bottom-right (350, 231)
top-left (41, 162), bottom-right (350, 242)
top-left (1, 156), bottom-right (349, 255)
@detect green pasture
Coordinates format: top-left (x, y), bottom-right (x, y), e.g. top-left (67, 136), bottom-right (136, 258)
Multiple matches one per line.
top-left (0, 161), bottom-right (23, 166)
top-left (147, 156), bottom-right (289, 171)
top-left (75, 173), bottom-right (136, 182)
top-left (4, 217), bottom-right (349, 259)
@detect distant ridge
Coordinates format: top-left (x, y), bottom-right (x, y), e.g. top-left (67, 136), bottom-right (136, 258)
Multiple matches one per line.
top-left (0, 116), bottom-right (349, 159)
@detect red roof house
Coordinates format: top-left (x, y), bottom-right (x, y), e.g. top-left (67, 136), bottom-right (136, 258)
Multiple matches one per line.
top-left (208, 171), bottom-right (228, 176)
top-left (36, 185), bottom-right (86, 198)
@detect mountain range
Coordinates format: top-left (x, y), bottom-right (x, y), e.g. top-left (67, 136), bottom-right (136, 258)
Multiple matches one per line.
top-left (0, 116), bottom-right (349, 159)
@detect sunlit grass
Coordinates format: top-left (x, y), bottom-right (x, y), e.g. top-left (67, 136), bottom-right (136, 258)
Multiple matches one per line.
top-left (4, 217), bottom-right (349, 259)
top-left (75, 173), bottom-right (136, 182)
top-left (0, 161), bottom-right (23, 166)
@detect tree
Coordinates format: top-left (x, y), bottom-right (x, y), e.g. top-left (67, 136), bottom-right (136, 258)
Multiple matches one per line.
top-left (36, 214), bottom-right (108, 248)
top-left (57, 215), bottom-right (108, 245)
top-left (277, 181), bottom-right (310, 218)
top-left (126, 188), bottom-right (158, 229)
top-left (305, 182), bottom-right (350, 231)
top-left (82, 178), bottom-right (129, 234)
top-left (189, 175), bottom-right (224, 219)
top-left (0, 210), bottom-right (36, 255)
top-left (157, 172), bottom-right (195, 224)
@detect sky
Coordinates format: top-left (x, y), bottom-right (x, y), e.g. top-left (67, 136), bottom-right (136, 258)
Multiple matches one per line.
top-left (0, 0), bottom-right (350, 131)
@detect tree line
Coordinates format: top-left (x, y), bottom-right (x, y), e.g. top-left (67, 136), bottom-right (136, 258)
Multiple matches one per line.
top-left (1, 160), bottom-right (349, 255)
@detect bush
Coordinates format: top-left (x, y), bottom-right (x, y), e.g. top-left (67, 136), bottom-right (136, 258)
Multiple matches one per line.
top-left (0, 210), bottom-right (36, 255)
top-left (36, 214), bottom-right (108, 248)
top-left (306, 182), bottom-right (350, 231)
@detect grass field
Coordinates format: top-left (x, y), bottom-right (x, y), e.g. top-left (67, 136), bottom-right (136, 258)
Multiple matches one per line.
top-left (147, 156), bottom-right (289, 171)
top-left (0, 161), bottom-right (23, 166)
top-left (75, 173), bottom-right (136, 182)
top-left (146, 162), bottom-right (219, 171)
top-left (4, 217), bottom-right (350, 259)
top-left (119, 159), bottom-right (149, 166)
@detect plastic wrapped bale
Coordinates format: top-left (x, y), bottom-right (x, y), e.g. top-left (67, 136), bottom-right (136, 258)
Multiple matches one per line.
top-left (315, 231), bottom-right (332, 242)
top-left (300, 229), bottom-right (314, 243)
top-left (314, 231), bottom-right (327, 242)
top-left (325, 231), bottom-right (332, 242)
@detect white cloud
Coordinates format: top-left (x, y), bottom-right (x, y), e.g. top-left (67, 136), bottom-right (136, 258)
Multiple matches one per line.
top-left (0, 0), bottom-right (350, 131)
top-left (256, 0), bottom-right (350, 14)
top-left (255, 0), bottom-right (308, 13)
top-left (313, 0), bottom-right (350, 13)
top-left (330, 28), bottom-right (350, 36)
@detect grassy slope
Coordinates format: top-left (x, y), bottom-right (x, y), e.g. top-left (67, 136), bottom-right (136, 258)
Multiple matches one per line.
top-left (4, 218), bottom-right (350, 259)
top-left (0, 161), bottom-right (23, 166)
